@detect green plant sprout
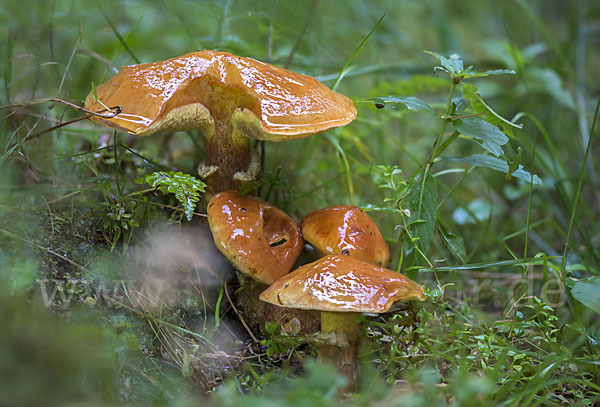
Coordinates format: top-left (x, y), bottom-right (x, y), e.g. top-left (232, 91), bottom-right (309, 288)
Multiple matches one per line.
top-left (135, 171), bottom-right (206, 221)
top-left (360, 52), bottom-right (542, 276)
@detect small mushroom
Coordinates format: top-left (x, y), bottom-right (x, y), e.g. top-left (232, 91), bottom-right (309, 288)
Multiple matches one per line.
top-left (300, 205), bottom-right (390, 266)
top-left (85, 51), bottom-right (357, 192)
top-left (207, 190), bottom-right (303, 285)
top-left (259, 254), bottom-right (425, 393)
top-left (207, 191), bottom-right (319, 333)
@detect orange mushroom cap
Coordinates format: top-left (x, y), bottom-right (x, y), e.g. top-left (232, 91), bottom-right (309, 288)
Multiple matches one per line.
top-left (207, 191), bottom-right (303, 285)
top-left (300, 205), bottom-right (390, 266)
top-left (84, 50), bottom-right (357, 139)
top-left (259, 254), bottom-right (426, 313)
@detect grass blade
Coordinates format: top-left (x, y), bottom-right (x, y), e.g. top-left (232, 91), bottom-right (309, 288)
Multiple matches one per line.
top-left (560, 98), bottom-right (600, 281)
top-left (332, 13), bottom-right (385, 90)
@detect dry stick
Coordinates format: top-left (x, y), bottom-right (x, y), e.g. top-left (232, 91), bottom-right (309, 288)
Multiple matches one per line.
top-left (2, 98), bottom-right (121, 150)
top-left (20, 114), bottom-right (89, 144)
top-left (224, 283), bottom-right (258, 343)
top-left (76, 49), bottom-right (119, 74)
top-left (1, 97), bottom-right (121, 119)
top-left (284, 0), bottom-right (319, 69)
top-left (0, 228), bottom-right (90, 273)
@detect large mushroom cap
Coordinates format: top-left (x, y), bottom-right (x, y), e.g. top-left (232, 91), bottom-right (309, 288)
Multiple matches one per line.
top-left (300, 205), bottom-right (390, 266)
top-left (260, 254), bottom-right (426, 313)
top-left (207, 191), bottom-right (303, 285)
top-left (85, 50), bottom-right (357, 138)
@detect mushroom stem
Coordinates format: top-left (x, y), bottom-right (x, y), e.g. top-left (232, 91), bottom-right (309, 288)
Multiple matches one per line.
top-left (202, 124), bottom-right (257, 192)
top-left (236, 273), bottom-right (269, 329)
top-left (318, 311), bottom-right (359, 393)
top-left (195, 79), bottom-right (261, 193)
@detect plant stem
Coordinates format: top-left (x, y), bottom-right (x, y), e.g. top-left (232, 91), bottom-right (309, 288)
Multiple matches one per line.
top-left (113, 131), bottom-right (123, 197)
top-left (430, 82), bottom-right (457, 163)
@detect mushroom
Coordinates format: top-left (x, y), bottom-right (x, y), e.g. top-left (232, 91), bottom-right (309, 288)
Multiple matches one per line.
top-left (300, 205), bottom-right (390, 266)
top-left (85, 50), bottom-right (357, 192)
top-left (207, 190), bottom-right (303, 285)
top-left (207, 190), bottom-right (319, 333)
top-left (259, 254), bottom-right (425, 393)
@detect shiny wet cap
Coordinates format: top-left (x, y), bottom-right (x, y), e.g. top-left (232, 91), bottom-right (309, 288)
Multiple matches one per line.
top-left (259, 254), bottom-right (426, 313)
top-left (207, 191), bottom-right (303, 285)
top-left (85, 50), bottom-right (356, 139)
top-left (300, 205), bottom-right (390, 266)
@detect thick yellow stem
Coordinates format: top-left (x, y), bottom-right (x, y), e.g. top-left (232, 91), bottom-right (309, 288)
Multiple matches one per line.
top-left (318, 311), bottom-right (359, 394)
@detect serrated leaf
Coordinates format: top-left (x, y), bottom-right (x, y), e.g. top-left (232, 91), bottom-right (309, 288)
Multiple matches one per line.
top-left (402, 172), bottom-right (437, 271)
top-left (454, 117), bottom-right (508, 157)
top-left (570, 277), bottom-right (600, 314)
top-left (139, 171), bottom-right (206, 221)
top-left (442, 154), bottom-right (543, 185)
top-left (369, 96), bottom-right (436, 113)
top-left (425, 50), bottom-right (514, 80)
top-left (425, 51), bottom-right (463, 75)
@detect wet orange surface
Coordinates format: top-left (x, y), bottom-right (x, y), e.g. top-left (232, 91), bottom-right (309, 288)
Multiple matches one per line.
top-left (207, 191), bottom-right (303, 285)
top-left (301, 205), bottom-right (390, 266)
top-left (260, 254), bottom-right (425, 312)
top-left (85, 50), bottom-right (356, 137)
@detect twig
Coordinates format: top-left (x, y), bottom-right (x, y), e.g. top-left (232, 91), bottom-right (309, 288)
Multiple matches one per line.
top-left (0, 228), bottom-right (90, 273)
top-left (1, 97), bottom-right (121, 119)
top-left (76, 49), bottom-right (119, 74)
top-left (2, 98), bottom-right (121, 152)
top-left (224, 283), bottom-right (258, 343)
top-left (19, 115), bottom-right (89, 144)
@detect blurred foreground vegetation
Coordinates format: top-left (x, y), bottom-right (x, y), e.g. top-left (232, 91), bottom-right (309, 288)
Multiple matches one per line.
top-left (1, 0), bottom-right (599, 405)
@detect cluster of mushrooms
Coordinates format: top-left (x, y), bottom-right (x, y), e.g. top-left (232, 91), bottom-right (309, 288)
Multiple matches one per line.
top-left (85, 50), bottom-right (426, 392)
top-left (207, 192), bottom-right (426, 392)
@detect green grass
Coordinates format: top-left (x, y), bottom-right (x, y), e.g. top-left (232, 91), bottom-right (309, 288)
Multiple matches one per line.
top-left (1, 0), bottom-right (599, 405)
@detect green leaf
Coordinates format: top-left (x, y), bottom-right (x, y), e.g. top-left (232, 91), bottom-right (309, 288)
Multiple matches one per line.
top-left (570, 277), bottom-right (600, 314)
top-left (454, 117), bottom-right (509, 157)
top-left (442, 154), bottom-right (543, 185)
top-left (136, 171), bottom-right (206, 221)
top-left (526, 67), bottom-right (575, 110)
top-left (332, 13), bottom-right (385, 90)
top-left (425, 51), bottom-right (463, 76)
top-left (462, 83), bottom-right (522, 129)
top-left (425, 51), bottom-right (514, 80)
top-left (437, 220), bottom-right (466, 264)
top-left (368, 96), bottom-right (436, 113)
top-left (402, 172), bottom-right (437, 270)
top-left (484, 68), bottom-right (516, 76)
